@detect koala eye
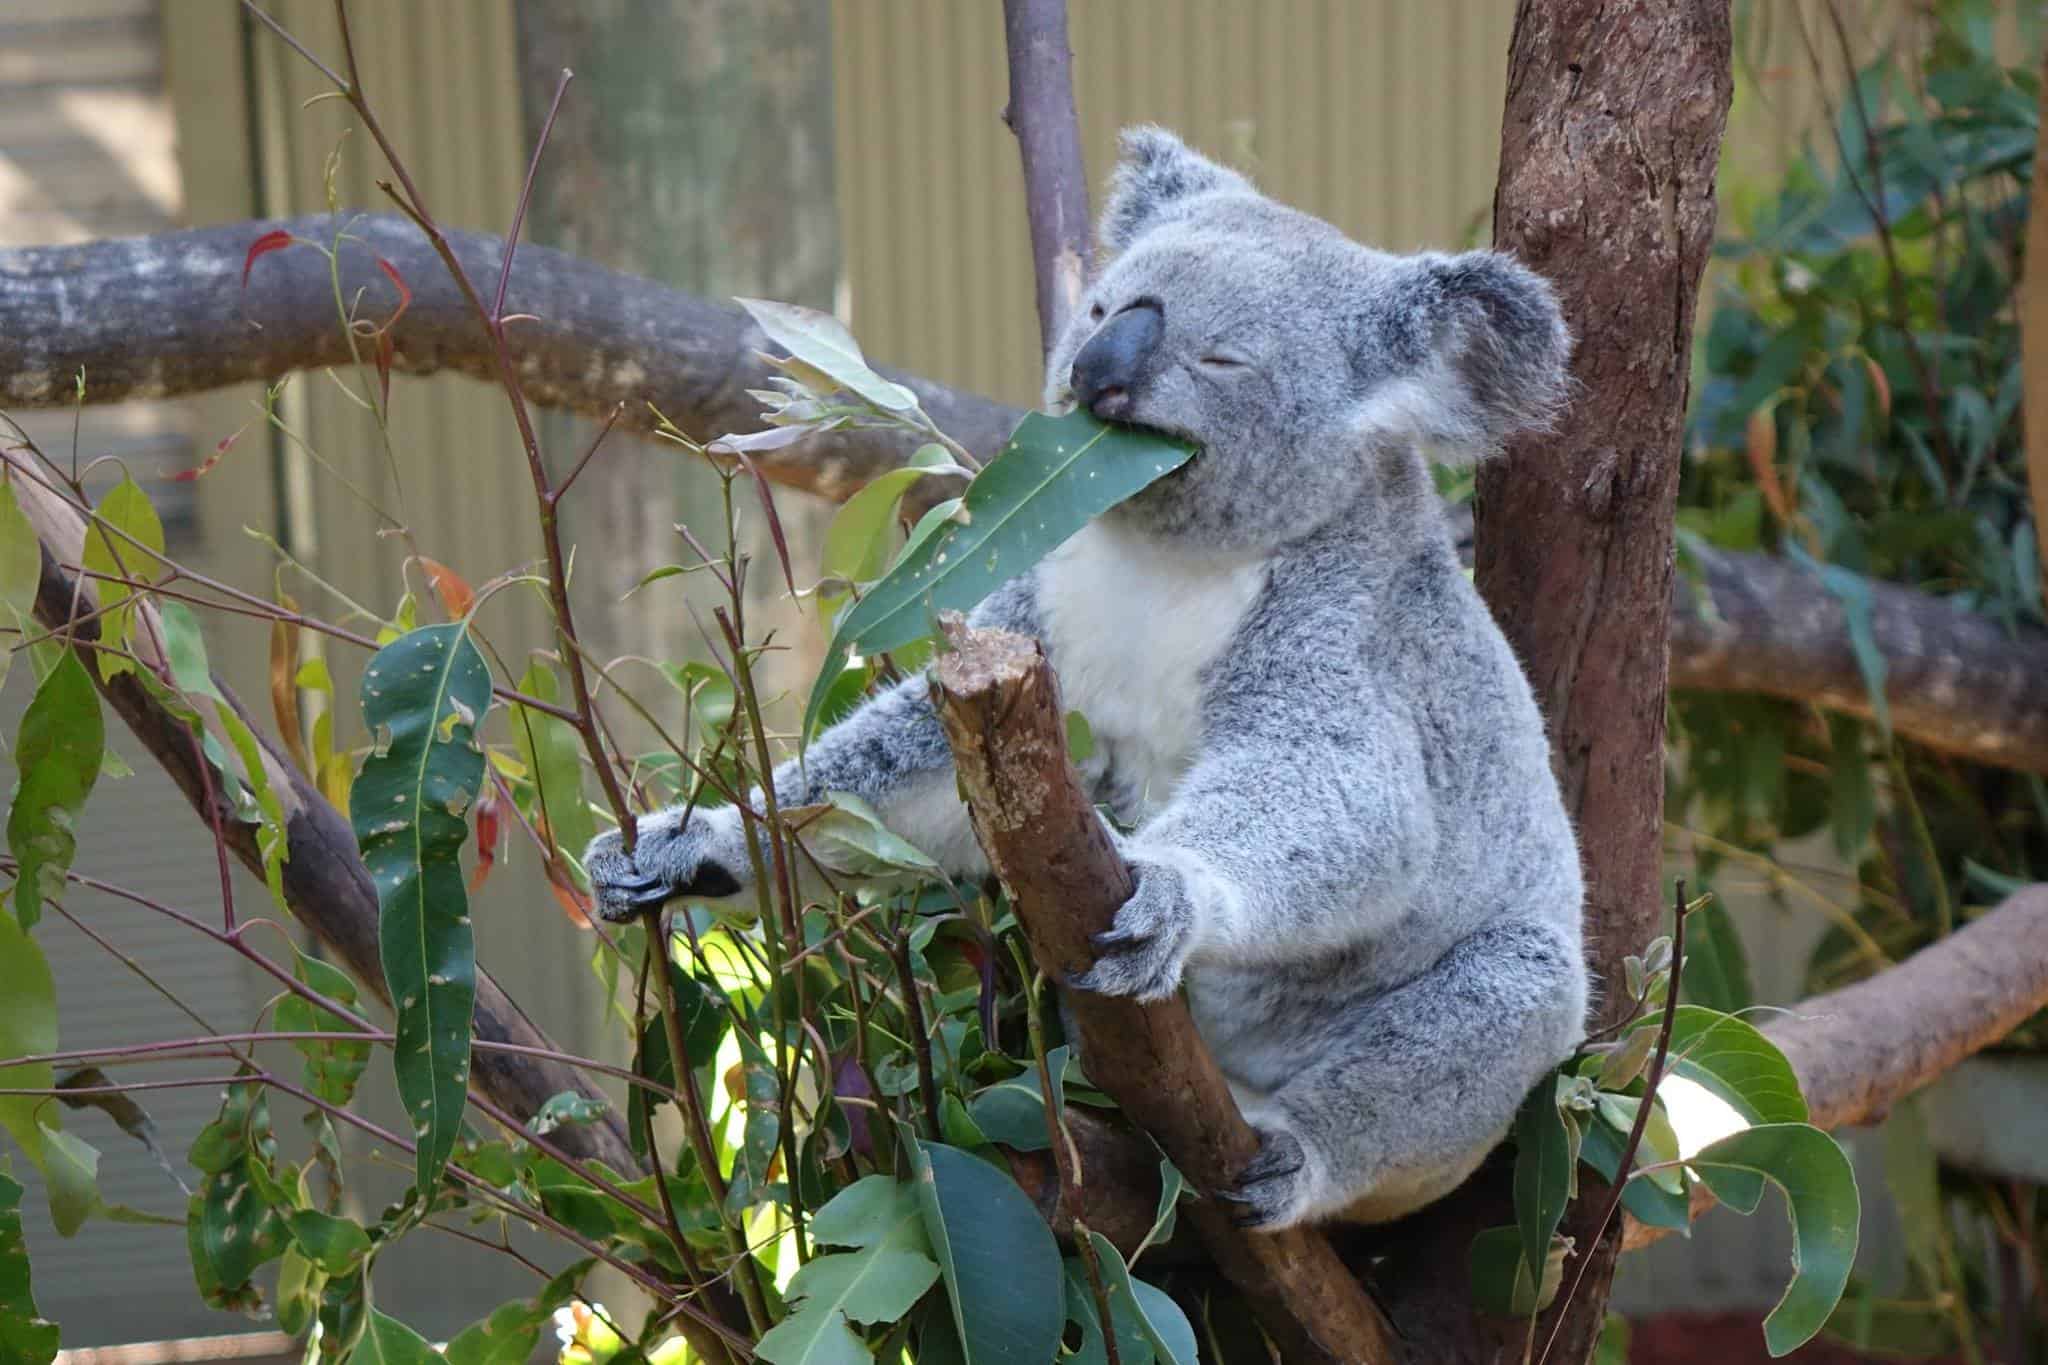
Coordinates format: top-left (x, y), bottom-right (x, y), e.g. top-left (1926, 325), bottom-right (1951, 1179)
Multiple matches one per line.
top-left (1199, 351), bottom-right (1252, 371)
top-left (1088, 302), bottom-right (1106, 323)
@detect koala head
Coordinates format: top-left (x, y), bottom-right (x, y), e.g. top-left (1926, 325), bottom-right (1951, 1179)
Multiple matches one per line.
top-left (1045, 127), bottom-right (1572, 551)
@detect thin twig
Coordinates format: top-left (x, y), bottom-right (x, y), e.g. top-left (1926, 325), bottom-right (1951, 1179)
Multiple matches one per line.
top-left (1538, 882), bottom-right (1692, 1365)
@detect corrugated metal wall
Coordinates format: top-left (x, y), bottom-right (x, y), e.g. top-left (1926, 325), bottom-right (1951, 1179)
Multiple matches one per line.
top-left (833, 1), bottom-right (1516, 408)
top-left (6, 0), bottom-right (1949, 1346)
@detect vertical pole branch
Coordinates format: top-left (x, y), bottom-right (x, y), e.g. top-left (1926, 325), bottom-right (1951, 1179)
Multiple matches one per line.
top-left (928, 618), bottom-right (1397, 1365)
top-left (1002, 0), bottom-right (1093, 355)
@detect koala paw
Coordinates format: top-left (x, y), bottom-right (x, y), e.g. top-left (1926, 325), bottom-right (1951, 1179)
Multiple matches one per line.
top-left (1070, 857), bottom-right (1198, 1003)
top-left (1216, 1126), bottom-right (1313, 1231)
top-left (583, 810), bottom-right (744, 923)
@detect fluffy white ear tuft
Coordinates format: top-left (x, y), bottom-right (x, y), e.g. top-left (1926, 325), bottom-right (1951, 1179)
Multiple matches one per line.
top-left (1352, 251), bottom-right (1573, 465)
top-left (1098, 126), bottom-right (1253, 257)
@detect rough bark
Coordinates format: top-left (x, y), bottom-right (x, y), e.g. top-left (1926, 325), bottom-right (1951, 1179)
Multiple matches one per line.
top-left (928, 621), bottom-right (1399, 1365)
top-left (1466, 3), bottom-right (1734, 1361)
top-left (8, 219), bottom-right (2045, 778)
top-left (1001, 0), bottom-right (1093, 355)
top-left (4, 448), bottom-right (638, 1176)
top-left (0, 215), bottom-right (989, 509)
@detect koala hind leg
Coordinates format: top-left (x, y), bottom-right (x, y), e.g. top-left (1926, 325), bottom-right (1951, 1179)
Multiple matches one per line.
top-left (1226, 916), bottom-right (1585, 1229)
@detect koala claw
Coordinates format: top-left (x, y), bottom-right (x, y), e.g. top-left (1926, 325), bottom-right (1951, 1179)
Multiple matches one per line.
top-left (583, 814), bottom-right (743, 924)
top-left (1220, 1126), bottom-right (1310, 1230)
top-left (1071, 860), bottom-right (1197, 1003)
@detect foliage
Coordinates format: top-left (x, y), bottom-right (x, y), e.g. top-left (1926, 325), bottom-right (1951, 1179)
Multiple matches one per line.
top-left (1487, 909), bottom-right (1859, 1359)
top-left (1677, 5), bottom-right (2045, 1355)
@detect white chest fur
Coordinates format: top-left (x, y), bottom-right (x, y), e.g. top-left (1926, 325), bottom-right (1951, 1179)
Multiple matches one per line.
top-left (1036, 522), bottom-right (1270, 817)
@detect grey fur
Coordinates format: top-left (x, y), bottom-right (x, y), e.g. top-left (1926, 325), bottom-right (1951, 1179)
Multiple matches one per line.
top-left (585, 128), bottom-right (1587, 1230)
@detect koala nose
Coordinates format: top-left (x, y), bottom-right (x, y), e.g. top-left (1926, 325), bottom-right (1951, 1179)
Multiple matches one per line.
top-left (1070, 299), bottom-right (1163, 420)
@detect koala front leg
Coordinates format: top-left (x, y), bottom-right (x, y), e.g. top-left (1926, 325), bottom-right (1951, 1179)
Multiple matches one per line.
top-left (584, 578), bottom-right (1038, 921)
top-left (1221, 916), bottom-right (1586, 1229)
top-left (1076, 704), bottom-right (1436, 1000)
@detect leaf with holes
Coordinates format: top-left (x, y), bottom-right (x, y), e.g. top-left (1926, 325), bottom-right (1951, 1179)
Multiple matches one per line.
top-left (1691, 1124), bottom-right (1860, 1356)
top-left (7, 652), bottom-right (102, 931)
top-left (185, 1077), bottom-right (290, 1312)
top-left (354, 624), bottom-right (491, 1193)
top-left (804, 409), bottom-right (1195, 738)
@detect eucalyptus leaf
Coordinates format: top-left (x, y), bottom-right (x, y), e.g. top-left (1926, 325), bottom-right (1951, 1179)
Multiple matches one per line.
top-left (1692, 1123), bottom-right (1860, 1357)
top-left (1512, 1071), bottom-right (1573, 1291)
top-left (736, 297), bottom-right (919, 413)
top-left (1628, 1006), bottom-right (1806, 1126)
top-left (7, 652), bottom-right (102, 930)
top-left (0, 1165), bottom-right (58, 1365)
top-left (76, 476), bottom-right (164, 681)
top-left (910, 1139), bottom-right (1064, 1364)
top-left (273, 950), bottom-right (370, 1107)
top-left (804, 410), bottom-right (1195, 739)
top-left (354, 624), bottom-right (492, 1193)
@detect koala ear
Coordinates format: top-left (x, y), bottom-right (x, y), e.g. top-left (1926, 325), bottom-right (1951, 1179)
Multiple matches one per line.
top-left (1099, 126), bottom-right (1252, 256)
top-left (1352, 250), bottom-right (1574, 465)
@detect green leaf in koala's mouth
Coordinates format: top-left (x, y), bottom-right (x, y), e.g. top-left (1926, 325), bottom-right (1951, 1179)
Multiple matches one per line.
top-left (804, 409), bottom-right (1196, 742)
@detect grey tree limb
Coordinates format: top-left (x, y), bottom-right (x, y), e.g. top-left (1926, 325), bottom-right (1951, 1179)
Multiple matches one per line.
top-left (1001, 0), bottom-right (1093, 355)
top-left (6, 219), bottom-right (2043, 778)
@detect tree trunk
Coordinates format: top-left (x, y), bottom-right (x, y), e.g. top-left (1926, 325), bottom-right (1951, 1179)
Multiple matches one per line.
top-left (1394, 3), bottom-right (1734, 1360)
top-left (512, 0), bottom-right (840, 706)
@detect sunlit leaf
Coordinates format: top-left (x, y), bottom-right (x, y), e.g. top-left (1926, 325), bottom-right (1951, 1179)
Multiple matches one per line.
top-left (736, 297), bottom-right (919, 413)
top-left (1628, 1006), bottom-right (1806, 1126)
top-left (0, 479), bottom-right (42, 696)
top-left (353, 624), bottom-right (491, 1193)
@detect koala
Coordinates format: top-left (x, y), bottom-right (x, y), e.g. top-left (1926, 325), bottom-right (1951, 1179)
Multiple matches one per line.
top-left (587, 127), bottom-right (1588, 1231)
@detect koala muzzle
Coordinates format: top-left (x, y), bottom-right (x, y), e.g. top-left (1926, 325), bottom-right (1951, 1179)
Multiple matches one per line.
top-left (1071, 298), bottom-right (1163, 420)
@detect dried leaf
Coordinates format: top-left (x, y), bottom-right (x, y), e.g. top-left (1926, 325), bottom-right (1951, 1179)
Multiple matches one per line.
top-left (418, 557), bottom-right (477, 620)
top-left (1744, 405), bottom-right (1792, 525)
top-left (469, 786), bottom-right (502, 894)
top-left (270, 597), bottom-right (310, 776)
top-left (170, 426), bottom-right (247, 483)
top-left (241, 229), bottom-right (295, 292)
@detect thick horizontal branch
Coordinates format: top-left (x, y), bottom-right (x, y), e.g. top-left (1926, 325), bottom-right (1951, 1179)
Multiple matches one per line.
top-left (0, 214), bottom-right (998, 507)
top-left (10, 220), bottom-right (2046, 776)
top-left (1670, 543), bottom-right (2048, 773)
top-left (4, 448), bottom-right (638, 1175)
top-left (928, 619), bottom-right (1398, 1365)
